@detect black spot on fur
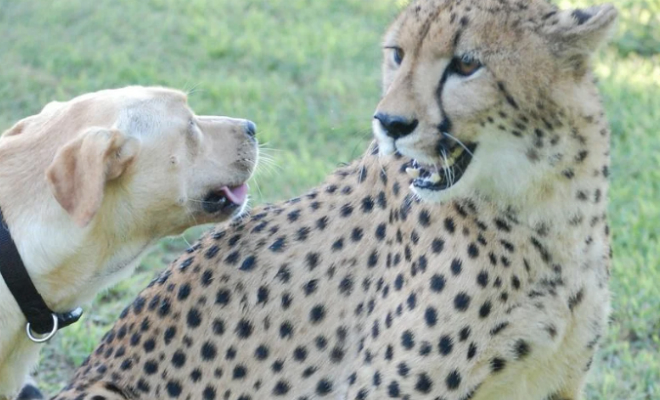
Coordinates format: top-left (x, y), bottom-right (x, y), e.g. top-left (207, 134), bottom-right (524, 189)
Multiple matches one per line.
top-left (419, 210), bottom-right (431, 227)
top-left (515, 339), bottom-right (531, 359)
top-left (531, 237), bottom-right (552, 263)
top-left (446, 370), bottom-right (462, 390)
top-left (415, 373), bottom-right (434, 393)
top-left (490, 322), bottom-right (510, 336)
top-left (240, 256), bottom-right (256, 272)
top-left (454, 292), bottom-right (471, 311)
top-left (439, 335), bottom-right (454, 356)
top-left (569, 288), bottom-right (585, 311)
top-left (490, 357), bottom-right (507, 373)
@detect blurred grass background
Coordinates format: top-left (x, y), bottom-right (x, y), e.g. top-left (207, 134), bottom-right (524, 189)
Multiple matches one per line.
top-left (0, 0), bottom-right (658, 398)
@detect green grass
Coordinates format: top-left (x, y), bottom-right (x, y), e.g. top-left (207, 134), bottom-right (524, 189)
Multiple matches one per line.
top-left (0, 0), bottom-right (658, 398)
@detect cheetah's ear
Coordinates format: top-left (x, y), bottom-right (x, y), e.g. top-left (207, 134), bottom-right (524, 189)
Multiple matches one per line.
top-left (542, 4), bottom-right (618, 74)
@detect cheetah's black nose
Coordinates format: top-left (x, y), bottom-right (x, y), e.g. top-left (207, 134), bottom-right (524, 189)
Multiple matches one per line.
top-left (374, 113), bottom-right (418, 140)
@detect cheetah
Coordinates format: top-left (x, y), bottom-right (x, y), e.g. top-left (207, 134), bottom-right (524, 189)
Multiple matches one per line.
top-left (53, 1), bottom-right (616, 399)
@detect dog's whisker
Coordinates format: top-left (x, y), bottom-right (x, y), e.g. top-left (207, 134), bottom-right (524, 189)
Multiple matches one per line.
top-left (252, 178), bottom-right (265, 200)
top-left (257, 144), bottom-right (283, 152)
top-left (257, 157), bottom-right (279, 165)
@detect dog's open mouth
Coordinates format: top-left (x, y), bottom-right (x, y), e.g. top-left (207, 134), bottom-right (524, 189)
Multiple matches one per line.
top-left (406, 143), bottom-right (477, 191)
top-left (203, 184), bottom-right (249, 214)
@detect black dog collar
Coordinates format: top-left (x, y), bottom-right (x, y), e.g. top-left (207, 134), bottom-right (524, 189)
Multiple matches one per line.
top-left (0, 208), bottom-right (83, 342)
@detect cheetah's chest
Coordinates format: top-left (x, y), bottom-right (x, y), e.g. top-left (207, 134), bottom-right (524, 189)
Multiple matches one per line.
top-left (340, 214), bottom-right (610, 400)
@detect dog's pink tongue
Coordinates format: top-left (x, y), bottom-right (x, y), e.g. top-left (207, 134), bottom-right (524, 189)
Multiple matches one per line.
top-left (221, 184), bottom-right (248, 205)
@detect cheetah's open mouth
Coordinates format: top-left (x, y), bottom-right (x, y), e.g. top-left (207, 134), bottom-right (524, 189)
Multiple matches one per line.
top-left (406, 143), bottom-right (477, 191)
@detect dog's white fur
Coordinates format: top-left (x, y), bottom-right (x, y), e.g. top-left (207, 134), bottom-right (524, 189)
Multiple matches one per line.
top-left (0, 86), bottom-right (258, 398)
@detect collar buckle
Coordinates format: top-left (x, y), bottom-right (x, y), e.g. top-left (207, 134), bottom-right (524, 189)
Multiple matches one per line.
top-left (24, 307), bottom-right (84, 343)
top-left (26, 314), bottom-right (58, 343)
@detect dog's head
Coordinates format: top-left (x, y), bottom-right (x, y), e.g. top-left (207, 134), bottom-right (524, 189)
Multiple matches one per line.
top-left (2, 86), bottom-right (258, 233)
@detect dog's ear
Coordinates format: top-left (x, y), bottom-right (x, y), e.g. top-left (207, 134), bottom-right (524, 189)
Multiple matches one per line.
top-left (2, 117), bottom-right (32, 138)
top-left (46, 127), bottom-right (141, 227)
top-left (542, 4), bottom-right (617, 76)
top-left (3, 102), bottom-right (64, 138)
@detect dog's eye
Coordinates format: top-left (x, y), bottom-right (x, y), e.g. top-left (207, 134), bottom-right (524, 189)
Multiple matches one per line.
top-left (188, 119), bottom-right (198, 133)
top-left (452, 55), bottom-right (482, 77)
top-left (386, 46), bottom-right (404, 66)
top-left (392, 47), bottom-right (404, 65)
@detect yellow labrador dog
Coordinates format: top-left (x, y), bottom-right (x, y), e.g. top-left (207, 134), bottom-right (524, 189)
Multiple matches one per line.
top-left (0, 86), bottom-right (258, 399)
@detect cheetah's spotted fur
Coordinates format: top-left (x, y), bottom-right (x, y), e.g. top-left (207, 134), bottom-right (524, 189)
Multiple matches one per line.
top-left (53, 1), bottom-right (615, 399)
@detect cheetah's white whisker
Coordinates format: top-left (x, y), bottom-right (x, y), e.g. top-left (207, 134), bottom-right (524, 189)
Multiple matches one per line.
top-left (443, 132), bottom-right (475, 158)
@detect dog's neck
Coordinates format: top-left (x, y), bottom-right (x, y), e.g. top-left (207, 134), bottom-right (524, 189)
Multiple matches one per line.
top-left (0, 200), bottom-right (156, 396)
top-left (0, 205), bottom-right (155, 308)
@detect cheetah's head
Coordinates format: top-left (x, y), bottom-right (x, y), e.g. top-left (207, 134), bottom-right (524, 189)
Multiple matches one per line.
top-left (373, 0), bottom-right (616, 205)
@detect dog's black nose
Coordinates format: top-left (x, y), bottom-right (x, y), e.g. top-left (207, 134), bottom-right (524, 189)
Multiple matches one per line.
top-left (244, 120), bottom-right (257, 137)
top-left (374, 113), bottom-right (418, 139)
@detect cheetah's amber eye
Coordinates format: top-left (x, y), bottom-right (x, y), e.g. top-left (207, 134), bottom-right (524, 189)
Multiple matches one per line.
top-left (453, 54), bottom-right (482, 77)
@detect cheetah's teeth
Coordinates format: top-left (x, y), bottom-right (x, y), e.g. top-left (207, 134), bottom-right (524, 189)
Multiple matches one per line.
top-left (440, 148), bottom-right (464, 168)
top-left (429, 173), bottom-right (441, 184)
top-left (406, 167), bottom-right (421, 178)
top-left (451, 147), bottom-right (464, 159)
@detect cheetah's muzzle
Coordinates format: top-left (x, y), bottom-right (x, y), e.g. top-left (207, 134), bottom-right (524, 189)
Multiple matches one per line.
top-left (406, 143), bottom-right (477, 191)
